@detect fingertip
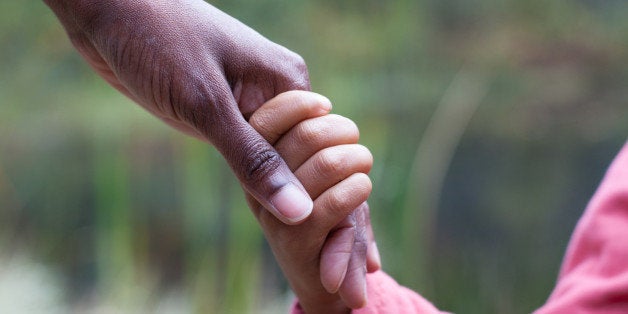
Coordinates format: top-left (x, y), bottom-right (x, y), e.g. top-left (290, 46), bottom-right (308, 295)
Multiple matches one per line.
top-left (355, 173), bottom-right (373, 196)
top-left (322, 270), bottom-right (346, 294)
top-left (316, 93), bottom-right (332, 113)
top-left (338, 244), bottom-right (368, 309)
top-left (356, 291), bottom-right (368, 309)
top-left (344, 283), bottom-right (368, 310)
top-left (367, 242), bottom-right (382, 273)
top-left (340, 280), bottom-right (368, 309)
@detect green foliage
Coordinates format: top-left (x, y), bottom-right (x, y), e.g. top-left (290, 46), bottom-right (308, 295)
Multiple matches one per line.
top-left (1, 0), bottom-right (628, 313)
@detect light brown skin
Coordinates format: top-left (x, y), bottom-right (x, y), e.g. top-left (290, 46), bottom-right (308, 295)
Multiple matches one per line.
top-left (44, 0), bottom-right (379, 309)
top-left (248, 91), bottom-right (380, 313)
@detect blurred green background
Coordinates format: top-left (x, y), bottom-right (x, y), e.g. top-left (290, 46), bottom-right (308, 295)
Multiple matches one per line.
top-left (1, 0), bottom-right (628, 313)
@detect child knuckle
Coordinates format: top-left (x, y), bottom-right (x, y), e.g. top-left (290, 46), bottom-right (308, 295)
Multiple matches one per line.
top-left (328, 188), bottom-right (352, 212)
top-left (294, 121), bottom-right (320, 144)
top-left (318, 149), bottom-right (347, 175)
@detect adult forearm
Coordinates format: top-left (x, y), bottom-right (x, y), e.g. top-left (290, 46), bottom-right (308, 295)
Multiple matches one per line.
top-left (43, 0), bottom-right (147, 38)
top-left (44, 0), bottom-right (101, 29)
top-left (42, 0), bottom-right (317, 225)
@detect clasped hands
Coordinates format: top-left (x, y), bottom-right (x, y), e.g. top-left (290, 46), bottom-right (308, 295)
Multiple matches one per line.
top-left (44, 0), bottom-right (379, 312)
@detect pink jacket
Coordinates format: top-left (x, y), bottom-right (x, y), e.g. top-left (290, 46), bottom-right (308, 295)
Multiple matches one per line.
top-left (292, 142), bottom-right (628, 313)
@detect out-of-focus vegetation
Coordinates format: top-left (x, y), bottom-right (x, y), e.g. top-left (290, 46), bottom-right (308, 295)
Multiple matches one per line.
top-left (1, 0), bottom-right (627, 313)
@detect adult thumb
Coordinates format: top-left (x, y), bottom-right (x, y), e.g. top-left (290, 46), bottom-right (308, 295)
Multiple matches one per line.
top-left (208, 95), bottom-right (313, 225)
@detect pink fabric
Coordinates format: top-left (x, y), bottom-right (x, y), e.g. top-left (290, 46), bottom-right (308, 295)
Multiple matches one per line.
top-left (291, 142), bottom-right (628, 313)
top-left (290, 271), bottom-right (443, 314)
top-left (352, 271), bottom-right (444, 314)
top-left (535, 142), bottom-right (628, 313)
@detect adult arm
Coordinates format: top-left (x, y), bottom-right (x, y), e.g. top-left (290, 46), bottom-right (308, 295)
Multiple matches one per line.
top-left (43, 0), bottom-right (378, 304)
top-left (43, 0), bottom-right (313, 224)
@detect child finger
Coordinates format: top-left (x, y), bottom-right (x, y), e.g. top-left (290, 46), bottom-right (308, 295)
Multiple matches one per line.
top-left (294, 144), bottom-right (373, 199)
top-left (311, 173), bottom-right (372, 234)
top-left (274, 114), bottom-right (359, 171)
top-left (338, 203), bottom-right (368, 309)
top-left (361, 202), bottom-right (382, 272)
top-left (320, 216), bottom-right (355, 294)
top-left (248, 91), bottom-right (331, 145)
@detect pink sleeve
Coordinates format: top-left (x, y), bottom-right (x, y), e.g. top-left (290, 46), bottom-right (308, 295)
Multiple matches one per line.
top-left (290, 270), bottom-right (446, 314)
top-left (536, 142), bottom-right (628, 313)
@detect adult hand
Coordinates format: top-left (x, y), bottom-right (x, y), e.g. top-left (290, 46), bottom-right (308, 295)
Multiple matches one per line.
top-left (44, 0), bottom-right (313, 224)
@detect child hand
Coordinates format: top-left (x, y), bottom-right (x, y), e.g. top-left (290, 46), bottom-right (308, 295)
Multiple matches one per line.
top-left (244, 91), bottom-right (380, 313)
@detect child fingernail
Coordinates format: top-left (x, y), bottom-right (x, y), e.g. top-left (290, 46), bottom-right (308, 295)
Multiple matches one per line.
top-left (270, 182), bottom-right (313, 224)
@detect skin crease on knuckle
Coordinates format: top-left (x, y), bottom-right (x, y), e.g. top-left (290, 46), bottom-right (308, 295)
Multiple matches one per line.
top-left (249, 109), bottom-right (282, 143)
top-left (315, 149), bottom-right (349, 179)
top-left (319, 145), bottom-right (372, 176)
top-left (295, 119), bottom-right (330, 148)
top-left (241, 145), bottom-right (283, 184)
top-left (291, 145), bottom-right (372, 202)
top-left (276, 115), bottom-right (359, 161)
top-left (319, 174), bottom-right (372, 226)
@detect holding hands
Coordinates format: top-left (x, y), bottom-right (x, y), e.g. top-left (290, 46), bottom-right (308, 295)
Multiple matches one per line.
top-left (45, 0), bottom-right (313, 225)
top-left (45, 1), bottom-right (381, 311)
top-left (246, 91), bottom-right (381, 313)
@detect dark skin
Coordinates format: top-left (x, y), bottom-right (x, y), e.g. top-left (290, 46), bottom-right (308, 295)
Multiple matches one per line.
top-left (44, 0), bottom-right (379, 310)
